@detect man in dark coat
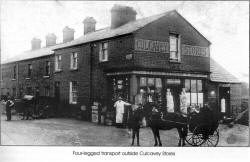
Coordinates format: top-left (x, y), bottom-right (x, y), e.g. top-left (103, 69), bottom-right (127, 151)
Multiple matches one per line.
top-left (6, 96), bottom-right (14, 121)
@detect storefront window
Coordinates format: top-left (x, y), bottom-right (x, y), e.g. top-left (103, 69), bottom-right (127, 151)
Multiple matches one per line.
top-left (139, 77), bottom-right (162, 105)
top-left (185, 79), bottom-right (203, 107)
top-left (111, 77), bottom-right (129, 102)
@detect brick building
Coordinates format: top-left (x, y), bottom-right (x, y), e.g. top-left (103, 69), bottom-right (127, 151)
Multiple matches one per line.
top-left (1, 5), bottom-right (243, 120)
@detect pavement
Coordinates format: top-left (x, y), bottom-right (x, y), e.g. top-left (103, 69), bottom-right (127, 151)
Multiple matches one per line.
top-left (1, 114), bottom-right (249, 146)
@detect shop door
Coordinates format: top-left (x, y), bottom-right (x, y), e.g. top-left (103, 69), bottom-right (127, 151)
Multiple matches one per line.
top-left (219, 87), bottom-right (230, 117)
top-left (165, 79), bottom-right (182, 113)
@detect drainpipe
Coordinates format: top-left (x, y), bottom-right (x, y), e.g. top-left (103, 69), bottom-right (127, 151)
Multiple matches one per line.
top-left (89, 43), bottom-right (95, 121)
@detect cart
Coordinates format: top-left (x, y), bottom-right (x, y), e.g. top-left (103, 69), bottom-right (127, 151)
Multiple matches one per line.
top-left (185, 110), bottom-right (220, 147)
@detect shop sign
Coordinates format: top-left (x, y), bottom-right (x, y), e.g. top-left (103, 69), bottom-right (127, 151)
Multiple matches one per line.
top-left (135, 39), bottom-right (169, 53)
top-left (135, 39), bottom-right (209, 57)
top-left (181, 44), bottom-right (209, 57)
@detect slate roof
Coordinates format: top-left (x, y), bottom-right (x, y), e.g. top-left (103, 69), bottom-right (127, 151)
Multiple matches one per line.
top-left (3, 9), bottom-right (211, 64)
top-left (1, 46), bottom-right (55, 64)
top-left (2, 10), bottom-right (172, 64)
top-left (51, 11), bottom-right (172, 50)
top-left (210, 58), bottom-right (240, 83)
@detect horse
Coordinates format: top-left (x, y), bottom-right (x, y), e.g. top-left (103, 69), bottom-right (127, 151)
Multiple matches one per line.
top-left (127, 105), bottom-right (144, 146)
top-left (145, 104), bottom-right (188, 147)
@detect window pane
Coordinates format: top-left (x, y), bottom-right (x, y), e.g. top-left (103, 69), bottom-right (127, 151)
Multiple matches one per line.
top-left (170, 36), bottom-right (177, 51)
top-left (155, 78), bottom-right (162, 88)
top-left (198, 93), bottom-right (203, 107)
top-left (147, 78), bottom-right (154, 86)
top-left (140, 77), bottom-right (147, 87)
top-left (191, 92), bottom-right (197, 105)
top-left (104, 43), bottom-right (108, 49)
top-left (185, 79), bottom-right (191, 92)
top-left (186, 93), bottom-right (191, 106)
top-left (197, 80), bottom-right (202, 92)
top-left (191, 80), bottom-right (197, 92)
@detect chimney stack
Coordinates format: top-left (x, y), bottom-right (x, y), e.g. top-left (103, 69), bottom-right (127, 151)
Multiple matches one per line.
top-left (111, 5), bottom-right (137, 29)
top-left (63, 26), bottom-right (75, 43)
top-left (31, 38), bottom-right (41, 50)
top-left (45, 33), bottom-right (57, 47)
top-left (83, 17), bottom-right (96, 35)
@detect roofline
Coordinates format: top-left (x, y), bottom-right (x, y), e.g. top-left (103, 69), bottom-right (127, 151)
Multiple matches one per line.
top-left (210, 80), bottom-right (242, 84)
top-left (1, 53), bottom-right (53, 65)
top-left (53, 33), bottom-right (133, 51)
top-left (174, 10), bottom-right (211, 45)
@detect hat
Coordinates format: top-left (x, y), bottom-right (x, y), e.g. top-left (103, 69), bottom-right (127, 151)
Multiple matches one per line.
top-left (118, 96), bottom-right (122, 100)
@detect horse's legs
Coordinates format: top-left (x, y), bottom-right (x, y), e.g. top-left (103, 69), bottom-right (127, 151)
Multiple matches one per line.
top-left (155, 129), bottom-right (162, 146)
top-left (182, 126), bottom-right (188, 146)
top-left (177, 128), bottom-right (182, 146)
top-left (131, 128), bottom-right (135, 146)
top-left (151, 128), bottom-right (158, 146)
top-left (136, 128), bottom-right (140, 146)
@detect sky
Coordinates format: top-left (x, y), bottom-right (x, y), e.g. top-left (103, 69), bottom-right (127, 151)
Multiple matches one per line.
top-left (1, 1), bottom-right (249, 83)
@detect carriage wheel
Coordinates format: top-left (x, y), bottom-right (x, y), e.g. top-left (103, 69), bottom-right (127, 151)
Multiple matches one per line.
top-left (185, 132), bottom-right (196, 146)
top-left (189, 125), bottom-right (207, 146)
top-left (199, 129), bottom-right (219, 147)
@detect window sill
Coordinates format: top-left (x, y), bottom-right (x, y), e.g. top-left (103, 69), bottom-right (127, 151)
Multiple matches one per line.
top-left (11, 79), bottom-right (17, 81)
top-left (99, 60), bottom-right (109, 63)
top-left (54, 70), bottom-right (62, 73)
top-left (69, 102), bottom-right (77, 105)
top-left (169, 60), bottom-right (181, 64)
top-left (43, 76), bottom-right (50, 78)
top-left (70, 68), bottom-right (78, 71)
top-left (25, 78), bottom-right (31, 80)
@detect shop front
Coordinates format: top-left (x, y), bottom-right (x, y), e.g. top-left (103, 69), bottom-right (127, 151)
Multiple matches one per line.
top-left (106, 71), bottom-right (208, 116)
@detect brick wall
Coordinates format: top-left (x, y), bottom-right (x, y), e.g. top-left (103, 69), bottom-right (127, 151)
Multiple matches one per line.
top-left (134, 12), bottom-right (210, 73)
top-left (54, 45), bottom-right (91, 118)
top-left (1, 55), bottom-right (54, 98)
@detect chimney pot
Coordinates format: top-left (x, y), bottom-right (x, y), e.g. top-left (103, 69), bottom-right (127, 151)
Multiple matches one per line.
top-left (63, 26), bottom-right (75, 43)
top-left (31, 38), bottom-right (41, 50)
top-left (83, 17), bottom-right (96, 35)
top-left (45, 33), bottom-right (57, 47)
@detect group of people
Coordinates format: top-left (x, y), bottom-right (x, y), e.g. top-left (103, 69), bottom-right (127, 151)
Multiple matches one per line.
top-left (1, 95), bottom-right (15, 121)
top-left (113, 88), bottom-right (192, 128)
top-left (1, 94), bottom-right (38, 121)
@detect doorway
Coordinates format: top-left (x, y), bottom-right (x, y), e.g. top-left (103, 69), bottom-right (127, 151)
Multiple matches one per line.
top-left (165, 79), bottom-right (182, 112)
top-left (54, 81), bottom-right (60, 116)
top-left (219, 87), bottom-right (230, 117)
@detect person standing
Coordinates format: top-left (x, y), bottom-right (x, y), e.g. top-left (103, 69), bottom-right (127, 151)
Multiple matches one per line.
top-left (114, 96), bottom-right (131, 128)
top-left (166, 89), bottom-right (174, 113)
top-left (5, 96), bottom-right (14, 121)
top-left (180, 88), bottom-right (188, 117)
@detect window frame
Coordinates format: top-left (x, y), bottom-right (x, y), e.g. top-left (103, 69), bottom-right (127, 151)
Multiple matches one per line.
top-left (55, 55), bottom-right (62, 71)
top-left (69, 81), bottom-right (77, 104)
top-left (70, 52), bottom-right (78, 70)
top-left (169, 33), bottom-right (181, 62)
top-left (45, 61), bottom-right (51, 76)
top-left (184, 79), bottom-right (203, 107)
top-left (99, 42), bottom-right (108, 62)
top-left (27, 64), bottom-right (32, 78)
top-left (13, 65), bottom-right (17, 80)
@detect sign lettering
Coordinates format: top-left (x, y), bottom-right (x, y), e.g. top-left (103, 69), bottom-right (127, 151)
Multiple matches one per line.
top-left (134, 39), bottom-right (209, 57)
top-left (181, 44), bottom-right (209, 57)
top-left (135, 39), bottom-right (169, 53)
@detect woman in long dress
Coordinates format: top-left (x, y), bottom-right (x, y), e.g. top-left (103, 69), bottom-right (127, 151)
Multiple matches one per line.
top-left (166, 89), bottom-right (174, 113)
top-left (114, 97), bottom-right (131, 128)
top-left (180, 88), bottom-right (188, 117)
